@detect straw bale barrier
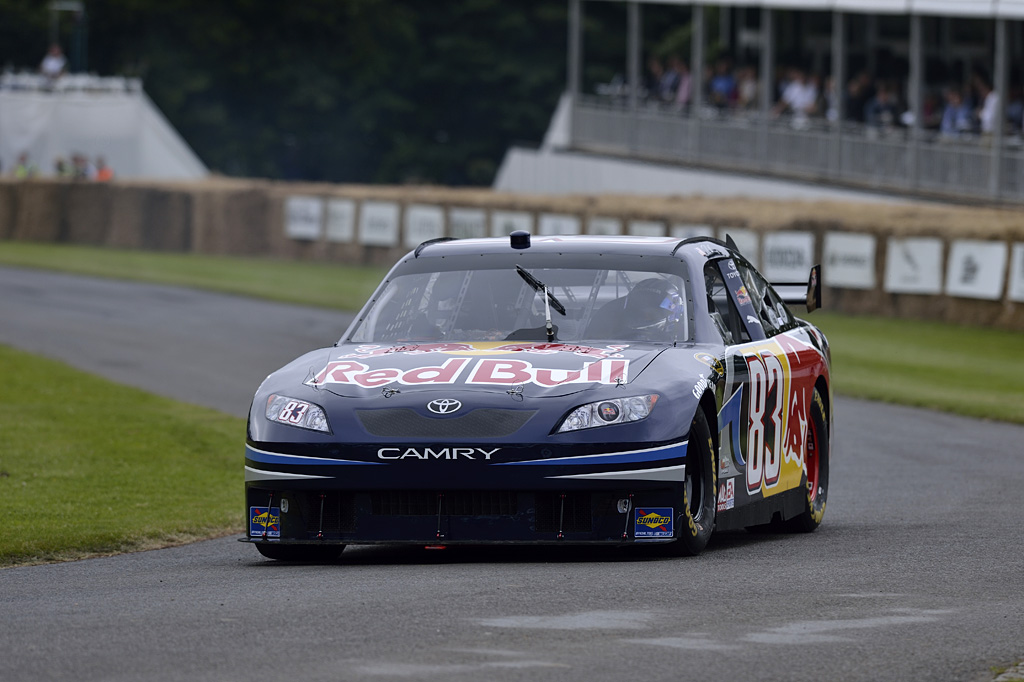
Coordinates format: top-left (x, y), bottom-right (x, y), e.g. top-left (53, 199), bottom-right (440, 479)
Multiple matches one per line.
top-left (2, 177), bottom-right (1023, 329)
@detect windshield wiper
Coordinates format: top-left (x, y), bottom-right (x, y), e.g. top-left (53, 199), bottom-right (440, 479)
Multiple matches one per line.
top-left (516, 265), bottom-right (566, 342)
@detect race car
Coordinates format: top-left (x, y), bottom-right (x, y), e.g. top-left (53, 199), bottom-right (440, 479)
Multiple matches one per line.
top-left (244, 232), bottom-right (831, 560)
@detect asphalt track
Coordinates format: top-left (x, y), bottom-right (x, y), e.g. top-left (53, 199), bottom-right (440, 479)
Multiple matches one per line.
top-left (1, 265), bottom-right (1022, 682)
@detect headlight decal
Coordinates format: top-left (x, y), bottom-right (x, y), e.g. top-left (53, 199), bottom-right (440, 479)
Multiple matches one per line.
top-left (555, 394), bottom-right (658, 433)
top-left (265, 394), bottom-right (331, 433)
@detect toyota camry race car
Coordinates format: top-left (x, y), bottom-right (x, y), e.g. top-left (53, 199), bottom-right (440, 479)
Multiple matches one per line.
top-left (244, 232), bottom-right (831, 560)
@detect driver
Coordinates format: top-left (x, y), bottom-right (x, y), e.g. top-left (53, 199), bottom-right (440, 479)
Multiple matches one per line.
top-left (622, 278), bottom-right (684, 340)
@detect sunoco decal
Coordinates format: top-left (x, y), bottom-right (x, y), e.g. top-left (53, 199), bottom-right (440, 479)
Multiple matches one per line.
top-left (250, 506), bottom-right (281, 537)
top-left (634, 507), bottom-right (674, 538)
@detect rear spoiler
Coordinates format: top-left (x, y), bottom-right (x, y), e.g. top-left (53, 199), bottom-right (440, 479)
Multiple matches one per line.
top-left (772, 264), bottom-right (821, 313)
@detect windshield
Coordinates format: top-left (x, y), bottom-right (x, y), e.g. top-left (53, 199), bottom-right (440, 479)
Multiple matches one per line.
top-left (349, 264), bottom-right (690, 344)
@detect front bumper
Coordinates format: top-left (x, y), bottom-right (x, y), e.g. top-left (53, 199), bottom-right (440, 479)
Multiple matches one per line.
top-left (243, 439), bottom-right (689, 545)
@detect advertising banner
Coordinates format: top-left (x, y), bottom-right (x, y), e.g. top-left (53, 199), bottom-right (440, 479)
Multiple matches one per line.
top-left (359, 201), bottom-right (400, 247)
top-left (671, 223), bottom-right (714, 239)
top-left (587, 217), bottom-right (622, 236)
top-left (325, 199), bottom-right (355, 243)
top-left (823, 233), bottom-right (876, 289)
top-left (449, 208), bottom-right (487, 239)
top-left (539, 213), bottom-right (581, 236)
top-left (762, 231), bottom-right (815, 282)
top-left (628, 220), bottom-right (666, 237)
top-left (404, 205), bottom-right (444, 248)
top-left (284, 195), bottom-right (323, 241)
top-left (491, 210), bottom-right (532, 238)
top-left (719, 227), bottom-right (759, 268)
top-left (884, 237), bottom-right (943, 294)
top-left (1009, 244), bottom-right (1024, 302)
top-left (944, 240), bottom-right (1008, 300)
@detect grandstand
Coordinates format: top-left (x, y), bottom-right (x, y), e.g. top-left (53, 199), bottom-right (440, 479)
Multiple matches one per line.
top-left (0, 73), bottom-right (206, 180)
top-left (498, 0), bottom-right (1024, 202)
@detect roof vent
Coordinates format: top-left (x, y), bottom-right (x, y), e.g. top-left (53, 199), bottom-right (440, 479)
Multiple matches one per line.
top-left (510, 230), bottom-right (531, 249)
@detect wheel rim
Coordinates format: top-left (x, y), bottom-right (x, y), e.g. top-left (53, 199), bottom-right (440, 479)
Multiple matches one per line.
top-left (685, 448), bottom-right (705, 522)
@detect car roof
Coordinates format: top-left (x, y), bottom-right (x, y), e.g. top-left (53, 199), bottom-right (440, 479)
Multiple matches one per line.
top-left (412, 234), bottom-right (739, 260)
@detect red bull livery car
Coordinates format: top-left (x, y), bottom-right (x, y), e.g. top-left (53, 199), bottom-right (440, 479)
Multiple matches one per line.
top-left (244, 232), bottom-right (831, 560)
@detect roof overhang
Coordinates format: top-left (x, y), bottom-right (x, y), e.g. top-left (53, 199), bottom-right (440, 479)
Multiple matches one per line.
top-left (586, 0), bottom-right (1024, 19)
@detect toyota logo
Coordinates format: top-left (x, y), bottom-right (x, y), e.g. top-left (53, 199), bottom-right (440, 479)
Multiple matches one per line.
top-left (427, 399), bottom-right (462, 415)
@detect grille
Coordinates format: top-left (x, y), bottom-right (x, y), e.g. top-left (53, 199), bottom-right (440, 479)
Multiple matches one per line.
top-left (535, 492), bottom-right (593, 533)
top-left (370, 491), bottom-right (519, 516)
top-left (301, 492), bottom-right (356, 535)
top-left (357, 408), bottom-right (535, 438)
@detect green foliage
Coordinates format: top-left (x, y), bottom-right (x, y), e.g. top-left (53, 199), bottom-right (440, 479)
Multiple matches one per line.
top-left (0, 345), bottom-right (244, 566)
top-left (0, 1), bottom-right (568, 184)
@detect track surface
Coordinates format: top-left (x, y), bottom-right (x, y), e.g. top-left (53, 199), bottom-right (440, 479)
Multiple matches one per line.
top-left (1, 266), bottom-right (1022, 682)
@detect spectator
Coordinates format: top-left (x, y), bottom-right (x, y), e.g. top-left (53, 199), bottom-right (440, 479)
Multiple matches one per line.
top-left (709, 59), bottom-right (736, 108)
top-left (735, 66), bottom-right (759, 111)
top-left (14, 152), bottom-right (38, 179)
top-left (657, 56), bottom-right (680, 102)
top-left (40, 44), bottom-right (66, 80)
top-left (668, 55), bottom-right (691, 109)
top-left (939, 87), bottom-right (974, 139)
top-left (95, 157), bottom-right (114, 182)
top-left (864, 81), bottom-right (902, 130)
top-left (646, 56), bottom-right (664, 99)
top-left (973, 73), bottom-right (1000, 135)
top-left (54, 157), bottom-right (73, 178)
top-left (1006, 84), bottom-right (1024, 133)
top-left (775, 68), bottom-right (818, 122)
top-left (71, 153), bottom-right (96, 180)
top-left (846, 71), bottom-right (875, 123)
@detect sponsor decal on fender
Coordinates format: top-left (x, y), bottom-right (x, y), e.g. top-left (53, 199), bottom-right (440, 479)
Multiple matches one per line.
top-left (309, 357), bottom-right (629, 389)
top-left (717, 478), bottom-right (735, 512)
top-left (634, 507), bottom-right (674, 538)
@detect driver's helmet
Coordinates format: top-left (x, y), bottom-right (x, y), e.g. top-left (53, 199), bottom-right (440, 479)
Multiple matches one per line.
top-left (623, 278), bottom-right (684, 339)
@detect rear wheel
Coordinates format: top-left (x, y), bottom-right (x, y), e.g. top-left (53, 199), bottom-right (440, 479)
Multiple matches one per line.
top-left (667, 409), bottom-right (716, 556)
top-left (255, 543), bottom-right (345, 562)
top-left (782, 387), bottom-right (829, 532)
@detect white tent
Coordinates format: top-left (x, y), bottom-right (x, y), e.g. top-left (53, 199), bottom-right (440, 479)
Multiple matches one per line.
top-left (0, 74), bottom-right (207, 180)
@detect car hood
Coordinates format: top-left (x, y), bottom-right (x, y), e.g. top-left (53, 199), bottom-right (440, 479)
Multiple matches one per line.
top-left (286, 341), bottom-right (667, 399)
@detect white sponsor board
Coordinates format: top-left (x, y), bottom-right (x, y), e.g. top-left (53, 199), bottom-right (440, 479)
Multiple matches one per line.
top-left (823, 233), bottom-right (876, 289)
top-left (404, 204), bottom-right (445, 248)
top-left (325, 199), bottom-right (355, 243)
top-left (762, 231), bottom-right (814, 282)
top-left (944, 240), bottom-right (1008, 300)
top-left (491, 210), bottom-right (532, 238)
top-left (449, 208), bottom-right (487, 239)
top-left (1009, 244), bottom-right (1024, 302)
top-left (587, 216), bottom-right (622, 236)
top-left (628, 220), bottom-right (666, 237)
top-left (719, 227), bottom-right (759, 268)
top-left (359, 201), bottom-right (400, 247)
top-left (284, 195), bottom-right (323, 241)
top-left (883, 237), bottom-right (943, 294)
top-left (671, 223), bottom-right (715, 239)
top-left (538, 213), bottom-right (581, 236)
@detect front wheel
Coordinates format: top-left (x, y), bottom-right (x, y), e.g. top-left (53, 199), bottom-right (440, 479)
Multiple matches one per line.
top-left (255, 543), bottom-right (345, 562)
top-left (782, 387), bottom-right (829, 532)
top-left (666, 409), bottom-right (717, 556)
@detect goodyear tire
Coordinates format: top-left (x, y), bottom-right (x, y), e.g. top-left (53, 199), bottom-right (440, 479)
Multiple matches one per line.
top-left (255, 543), bottom-right (345, 562)
top-left (667, 408), bottom-right (716, 556)
top-left (782, 387), bottom-right (829, 533)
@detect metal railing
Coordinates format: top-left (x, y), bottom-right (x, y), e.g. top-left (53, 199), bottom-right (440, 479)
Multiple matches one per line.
top-left (571, 96), bottom-right (1024, 202)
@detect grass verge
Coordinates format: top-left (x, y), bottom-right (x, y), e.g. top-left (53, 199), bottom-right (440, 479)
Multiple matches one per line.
top-left (0, 345), bottom-right (244, 567)
top-left (0, 241), bottom-right (388, 311)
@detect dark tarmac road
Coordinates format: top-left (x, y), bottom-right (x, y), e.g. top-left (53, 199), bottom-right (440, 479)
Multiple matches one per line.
top-left (1, 266), bottom-right (1022, 682)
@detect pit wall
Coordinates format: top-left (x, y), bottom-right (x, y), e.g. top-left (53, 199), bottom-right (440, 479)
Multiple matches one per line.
top-left (2, 178), bottom-right (1023, 330)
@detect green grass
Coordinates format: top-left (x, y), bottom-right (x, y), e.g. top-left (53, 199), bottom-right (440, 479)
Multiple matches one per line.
top-left (0, 345), bottom-right (244, 567)
top-left (0, 241), bottom-right (388, 311)
top-left (811, 312), bottom-right (1024, 424)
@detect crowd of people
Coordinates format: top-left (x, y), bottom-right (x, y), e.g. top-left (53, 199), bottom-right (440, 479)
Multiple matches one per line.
top-left (7, 152), bottom-right (114, 181)
top-left (637, 55), bottom-right (1024, 141)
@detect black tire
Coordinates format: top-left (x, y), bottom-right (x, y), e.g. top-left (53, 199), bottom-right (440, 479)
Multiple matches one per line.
top-left (667, 408), bottom-right (717, 556)
top-left (782, 386), bottom-right (829, 532)
top-left (255, 543), bottom-right (345, 562)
